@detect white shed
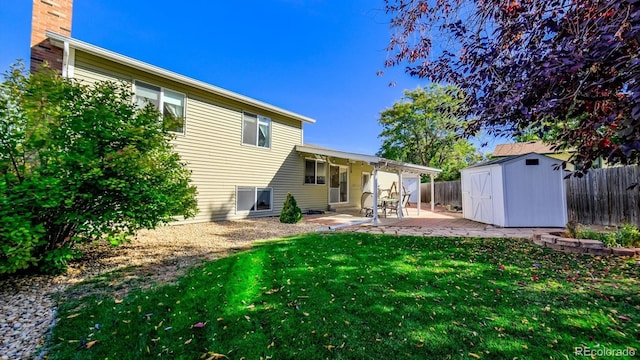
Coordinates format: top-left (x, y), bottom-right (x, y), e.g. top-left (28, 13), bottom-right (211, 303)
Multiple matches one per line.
top-left (461, 153), bottom-right (567, 227)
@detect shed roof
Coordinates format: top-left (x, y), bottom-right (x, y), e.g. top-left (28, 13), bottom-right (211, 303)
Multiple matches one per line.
top-left (464, 152), bottom-right (562, 169)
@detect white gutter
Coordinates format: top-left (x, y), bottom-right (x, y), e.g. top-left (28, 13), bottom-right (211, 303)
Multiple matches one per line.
top-left (382, 159), bottom-right (442, 175)
top-left (46, 31), bottom-right (316, 125)
top-left (296, 145), bottom-right (379, 164)
top-left (296, 145), bottom-right (442, 175)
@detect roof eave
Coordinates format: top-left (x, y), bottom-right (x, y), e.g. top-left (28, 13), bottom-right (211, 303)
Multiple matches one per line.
top-left (296, 145), bottom-right (442, 175)
top-left (296, 145), bottom-right (379, 164)
top-left (46, 31), bottom-right (316, 124)
top-left (381, 159), bottom-right (442, 175)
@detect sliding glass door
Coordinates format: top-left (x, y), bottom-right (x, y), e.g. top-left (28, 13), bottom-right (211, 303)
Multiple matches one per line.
top-left (329, 165), bottom-right (348, 204)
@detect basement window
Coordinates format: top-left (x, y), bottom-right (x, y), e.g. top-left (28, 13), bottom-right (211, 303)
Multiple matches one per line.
top-left (236, 187), bottom-right (273, 212)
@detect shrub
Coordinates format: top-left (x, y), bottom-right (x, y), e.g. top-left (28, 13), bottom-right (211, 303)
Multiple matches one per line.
top-left (570, 223), bottom-right (640, 248)
top-left (0, 63), bottom-right (198, 274)
top-left (565, 221), bottom-right (578, 239)
top-left (280, 193), bottom-right (302, 224)
top-left (580, 228), bottom-right (617, 248)
top-left (0, 203), bottom-right (45, 274)
top-left (615, 224), bottom-right (640, 248)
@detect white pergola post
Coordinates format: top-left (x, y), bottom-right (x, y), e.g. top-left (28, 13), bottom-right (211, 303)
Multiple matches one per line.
top-left (397, 170), bottom-right (404, 220)
top-left (417, 174), bottom-right (421, 216)
top-left (373, 167), bottom-right (379, 226)
top-left (430, 173), bottom-right (435, 212)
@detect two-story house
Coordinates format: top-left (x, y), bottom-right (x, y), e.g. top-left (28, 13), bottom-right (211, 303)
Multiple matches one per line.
top-left (30, 0), bottom-right (441, 224)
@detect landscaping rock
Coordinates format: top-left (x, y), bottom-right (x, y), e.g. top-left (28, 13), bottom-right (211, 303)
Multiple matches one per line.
top-left (588, 248), bottom-right (613, 256)
top-left (540, 235), bottom-right (557, 244)
top-left (530, 232), bottom-right (638, 258)
top-left (545, 243), bottom-right (564, 251)
top-left (611, 248), bottom-right (637, 257)
top-left (579, 239), bottom-right (605, 249)
top-left (556, 238), bottom-right (580, 247)
top-left (563, 246), bottom-right (587, 254)
top-left (533, 237), bottom-right (547, 247)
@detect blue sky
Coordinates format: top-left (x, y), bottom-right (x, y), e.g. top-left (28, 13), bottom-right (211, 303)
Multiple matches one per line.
top-left (1, 1), bottom-right (496, 155)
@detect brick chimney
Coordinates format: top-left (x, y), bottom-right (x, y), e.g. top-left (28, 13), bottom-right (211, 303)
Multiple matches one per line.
top-left (30, 0), bottom-right (73, 72)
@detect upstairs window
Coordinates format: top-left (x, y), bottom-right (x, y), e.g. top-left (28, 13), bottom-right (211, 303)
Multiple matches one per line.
top-left (304, 159), bottom-right (326, 184)
top-left (242, 112), bottom-right (271, 148)
top-left (134, 81), bottom-right (185, 134)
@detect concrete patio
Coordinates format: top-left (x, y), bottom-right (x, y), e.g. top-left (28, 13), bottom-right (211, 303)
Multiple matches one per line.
top-left (303, 203), bottom-right (564, 239)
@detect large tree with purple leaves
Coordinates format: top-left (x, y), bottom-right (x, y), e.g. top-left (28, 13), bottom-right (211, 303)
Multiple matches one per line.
top-left (384, 0), bottom-right (639, 170)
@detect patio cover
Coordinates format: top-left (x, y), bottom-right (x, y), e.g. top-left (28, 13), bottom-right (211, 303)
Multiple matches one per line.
top-left (296, 144), bottom-right (442, 225)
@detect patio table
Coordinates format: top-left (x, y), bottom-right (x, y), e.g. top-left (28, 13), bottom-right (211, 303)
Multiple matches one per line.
top-left (379, 196), bottom-right (399, 218)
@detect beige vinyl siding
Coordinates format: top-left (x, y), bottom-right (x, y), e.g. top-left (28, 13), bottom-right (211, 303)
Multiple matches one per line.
top-left (73, 52), bottom-right (130, 85)
top-left (349, 162), bottom-right (374, 209)
top-left (73, 51), bottom-right (285, 116)
top-left (296, 182), bottom-right (328, 212)
top-left (174, 97), bottom-right (306, 222)
top-left (72, 50), bottom-right (321, 222)
top-left (296, 157), bottom-right (330, 212)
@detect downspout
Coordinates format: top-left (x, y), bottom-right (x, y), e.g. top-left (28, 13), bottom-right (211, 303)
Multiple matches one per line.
top-left (61, 40), bottom-right (70, 78)
top-left (327, 218), bottom-right (373, 231)
top-left (60, 40), bottom-right (75, 79)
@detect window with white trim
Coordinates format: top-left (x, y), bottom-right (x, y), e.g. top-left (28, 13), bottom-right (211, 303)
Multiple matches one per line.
top-left (304, 159), bottom-right (326, 185)
top-left (236, 187), bottom-right (273, 212)
top-left (134, 81), bottom-right (185, 134)
top-left (242, 112), bottom-right (271, 148)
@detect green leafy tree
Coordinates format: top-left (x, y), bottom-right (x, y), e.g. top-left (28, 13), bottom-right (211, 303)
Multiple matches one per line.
top-left (279, 193), bottom-right (302, 224)
top-left (377, 84), bottom-right (481, 181)
top-left (513, 131), bottom-right (542, 143)
top-left (384, 0), bottom-right (639, 171)
top-left (0, 63), bottom-right (198, 274)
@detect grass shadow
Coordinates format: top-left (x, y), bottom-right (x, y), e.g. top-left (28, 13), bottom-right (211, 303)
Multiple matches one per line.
top-left (46, 233), bottom-right (640, 359)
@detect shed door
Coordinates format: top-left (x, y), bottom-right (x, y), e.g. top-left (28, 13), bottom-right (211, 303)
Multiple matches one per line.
top-left (469, 171), bottom-right (493, 224)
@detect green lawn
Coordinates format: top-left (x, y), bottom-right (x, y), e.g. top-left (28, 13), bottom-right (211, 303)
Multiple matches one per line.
top-left (48, 233), bottom-right (639, 359)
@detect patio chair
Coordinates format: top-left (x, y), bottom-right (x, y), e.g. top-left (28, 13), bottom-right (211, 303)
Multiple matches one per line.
top-left (360, 192), bottom-right (374, 217)
top-left (388, 193), bottom-right (411, 216)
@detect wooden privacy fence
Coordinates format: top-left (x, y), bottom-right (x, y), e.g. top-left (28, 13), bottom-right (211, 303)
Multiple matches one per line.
top-left (565, 166), bottom-right (640, 227)
top-left (420, 166), bottom-right (640, 227)
top-left (421, 180), bottom-right (462, 207)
